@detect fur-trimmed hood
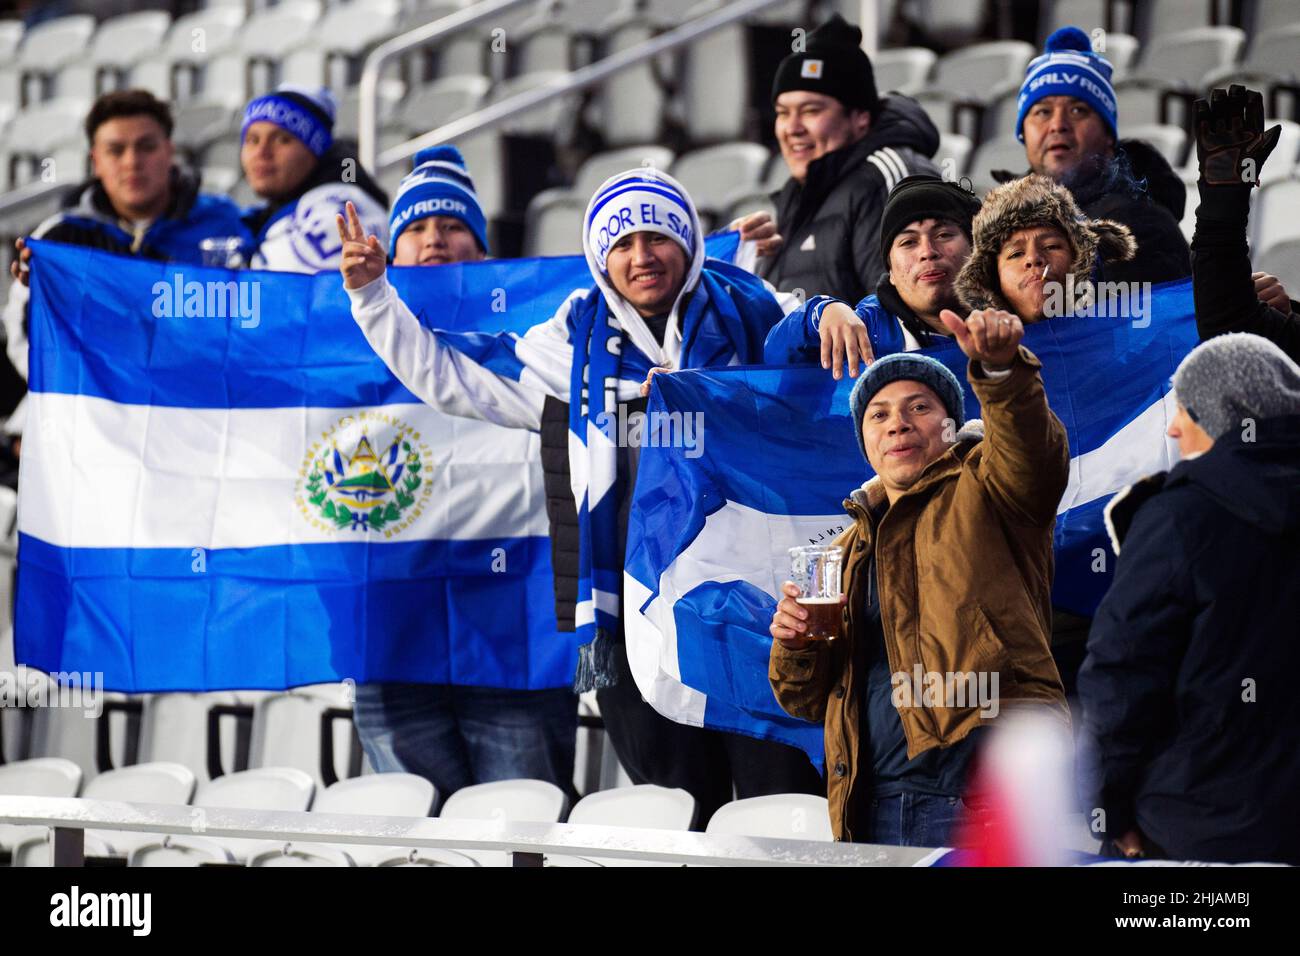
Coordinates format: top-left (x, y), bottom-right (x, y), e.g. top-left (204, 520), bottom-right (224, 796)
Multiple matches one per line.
top-left (955, 175), bottom-right (1136, 314)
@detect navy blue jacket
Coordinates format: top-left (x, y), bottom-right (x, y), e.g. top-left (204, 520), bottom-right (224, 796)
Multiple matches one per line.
top-left (1079, 414), bottom-right (1300, 864)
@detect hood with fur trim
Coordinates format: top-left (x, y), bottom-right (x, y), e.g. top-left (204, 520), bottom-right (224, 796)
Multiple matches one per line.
top-left (955, 174), bottom-right (1136, 314)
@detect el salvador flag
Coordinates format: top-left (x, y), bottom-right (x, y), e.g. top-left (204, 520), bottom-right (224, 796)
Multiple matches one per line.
top-left (625, 278), bottom-right (1200, 768)
top-left (17, 235), bottom-right (737, 693)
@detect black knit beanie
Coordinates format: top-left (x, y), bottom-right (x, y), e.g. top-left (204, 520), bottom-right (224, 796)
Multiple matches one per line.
top-left (879, 174), bottom-right (981, 269)
top-left (771, 13), bottom-right (879, 114)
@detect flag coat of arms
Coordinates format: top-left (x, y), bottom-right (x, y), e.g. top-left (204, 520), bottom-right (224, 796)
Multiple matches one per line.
top-left (624, 279), bottom-right (1201, 765)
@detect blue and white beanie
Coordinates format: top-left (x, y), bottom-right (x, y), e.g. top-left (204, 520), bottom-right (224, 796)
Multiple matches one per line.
top-left (1015, 26), bottom-right (1118, 144)
top-left (388, 145), bottom-right (489, 254)
top-left (241, 84), bottom-right (337, 158)
top-left (581, 168), bottom-right (705, 367)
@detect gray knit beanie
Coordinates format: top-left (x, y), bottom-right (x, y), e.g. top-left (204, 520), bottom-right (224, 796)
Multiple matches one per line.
top-left (1172, 333), bottom-right (1300, 440)
top-left (850, 352), bottom-right (965, 460)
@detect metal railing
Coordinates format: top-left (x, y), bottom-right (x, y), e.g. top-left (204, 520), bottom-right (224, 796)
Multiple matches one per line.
top-left (0, 795), bottom-right (936, 867)
top-left (361, 0), bottom-right (791, 173)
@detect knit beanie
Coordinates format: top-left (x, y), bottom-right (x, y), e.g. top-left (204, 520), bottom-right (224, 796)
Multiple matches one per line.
top-left (879, 174), bottom-right (982, 269)
top-left (241, 84), bottom-right (336, 158)
top-left (388, 145), bottom-right (490, 254)
top-left (1015, 26), bottom-right (1118, 143)
top-left (1172, 333), bottom-right (1300, 441)
top-left (771, 13), bottom-right (879, 114)
top-left (849, 353), bottom-right (966, 460)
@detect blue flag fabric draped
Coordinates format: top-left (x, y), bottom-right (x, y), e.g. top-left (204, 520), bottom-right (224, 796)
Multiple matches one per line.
top-left (624, 278), bottom-right (1200, 768)
top-left (17, 234), bottom-right (738, 693)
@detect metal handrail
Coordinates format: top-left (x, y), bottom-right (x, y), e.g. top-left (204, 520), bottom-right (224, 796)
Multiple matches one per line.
top-left (0, 178), bottom-right (76, 219)
top-left (358, 0), bottom-right (538, 172)
top-left (365, 0), bottom-right (790, 173)
top-left (0, 795), bottom-right (935, 866)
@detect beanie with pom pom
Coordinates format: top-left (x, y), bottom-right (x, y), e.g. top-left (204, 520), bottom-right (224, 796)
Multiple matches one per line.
top-left (1015, 26), bottom-right (1117, 143)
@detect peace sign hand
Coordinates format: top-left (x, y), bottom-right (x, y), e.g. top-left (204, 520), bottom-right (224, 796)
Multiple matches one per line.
top-left (336, 200), bottom-right (386, 290)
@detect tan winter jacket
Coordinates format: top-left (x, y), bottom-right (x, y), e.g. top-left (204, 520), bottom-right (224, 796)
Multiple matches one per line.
top-left (769, 347), bottom-right (1070, 841)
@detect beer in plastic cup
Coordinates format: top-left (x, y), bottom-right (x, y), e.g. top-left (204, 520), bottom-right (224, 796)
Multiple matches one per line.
top-left (788, 544), bottom-right (844, 640)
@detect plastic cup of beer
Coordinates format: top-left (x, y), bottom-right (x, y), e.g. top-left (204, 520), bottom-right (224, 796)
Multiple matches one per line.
top-left (199, 236), bottom-right (246, 269)
top-left (788, 545), bottom-right (843, 640)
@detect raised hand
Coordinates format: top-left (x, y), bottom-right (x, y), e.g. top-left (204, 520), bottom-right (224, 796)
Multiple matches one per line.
top-left (9, 237), bottom-right (32, 287)
top-left (1194, 85), bottom-right (1282, 187)
top-left (939, 308), bottom-right (1023, 371)
top-left (336, 200), bottom-right (386, 290)
top-left (818, 302), bottom-right (875, 380)
top-left (728, 211), bottom-right (784, 258)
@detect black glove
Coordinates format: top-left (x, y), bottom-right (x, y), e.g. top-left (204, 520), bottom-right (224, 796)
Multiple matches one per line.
top-left (1194, 84), bottom-right (1282, 187)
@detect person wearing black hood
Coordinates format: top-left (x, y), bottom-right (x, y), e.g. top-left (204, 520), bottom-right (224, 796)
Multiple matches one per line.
top-left (239, 84), bottom-right (389, 273)
top-left (746, 14), bottom-right (941, 304)
top-left (1079, 333), bottom-right (1300, 864)
top-left (998, 26), bottom-right (1191, 287)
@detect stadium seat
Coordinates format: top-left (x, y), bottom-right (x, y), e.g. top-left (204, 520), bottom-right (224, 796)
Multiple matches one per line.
top-left (907, 0), bottom-right (987, 46)
top-left (1112, 78), bottom-right (1169, 127)
top-left (247, 692), bottom-right (347, 789)
top-left (1124, 123), bottom-right (1188, 167)
top-left (10, 761), bottom-right (196, 864)
top-left (928, 41), bottom-right (1035, 101)
top-left (13, 14), bottom-right (95, 106)
top-left (873, 48), bottom-right (936, 96)
top-left (1202, 26), bottom-right (1300, 100)
top-left (0, 756), bottom-right (82, 856)
top-left (510, 3), bottom-right (578, 77)
top-left (131, 6), bottom-right (246, 102)
top-left (28, 684), bottom-right (131, 785)
top-left (440, 778), bottom-right (569, 866)
top-left (1259, 119), bottom-right (1300, 181)
top-left (490, 69), bottom-right (581, 137)
top-left (129, 835), bottom-right (235, 867)
top-left (128, 766), bottom-right (316, 865)
top-left (1253, 178), bottom-right (1300, 256)
top-left (137, 691), bottom-right (267, 784)
top-left (978, 81), bottom-right (1021, 143)
top-left (573, 145), bottom-right (676, 197)
top-left (1129, 26), bottom-right (1245, 89)
top-left (523, 188), bottom-right (586, 256)
top-left (237, 0), bottom-right (325, 98)
top-left (1256, 239), bottom-right (1300, 288)
top-left (966, 134), bottom-right (1026, 196)
top-left (1036, 0), bottom-right (1119, 42)
top-left (568, 784), bottom-right (696, 829)
top-left (248, 843), bottom-right (356, 866)
top-left (936, 131), bottom-right (973, 178)
top-left (373, 846), bottom-right (480, 866)
top-left (0, 665), bottom-right (42, 765)
top-left (10, 831), bottom-right (116, 866)
top-left (0, 20), bottom-right (22, 61)
top-left (912, 88), bottom-right (959, 136)
top-left (1132, 0), bottom-right (1229, 45)
top-left (278, 0), bottom-right (404, 91)
top-left (335, 83), bottom-right (405, 140)
top-left (80, 11), bottom-right (172, 98)
top-left (1178, 177), bottom-right (1198, 244)
top-left (297, 771), bottom-right (437, 866)
top-left (679, 5), bottom-right (750, 144)
top-left (588, 10), bottom-right (670, 149)
top-left (704, 793), bottom-right (834, 841)
top-left (720, 189), bottom-right (777, 229)
top-left (394, 73), bottom-right (492, 137)
top-left (3, 98), bottom-right (90, 188)
top-left (671, 142), bottom-right (771, 220)
top-left (1100, 33), bottom-right (1140, 80)
top-left (1245, 0), bottom-right (1300, 33)
top-left (173, 102), bottom-right (241, 153)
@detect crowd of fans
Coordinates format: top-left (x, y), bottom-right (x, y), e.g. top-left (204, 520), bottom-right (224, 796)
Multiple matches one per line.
top-left (4, 12), bottom-right (1299, 864)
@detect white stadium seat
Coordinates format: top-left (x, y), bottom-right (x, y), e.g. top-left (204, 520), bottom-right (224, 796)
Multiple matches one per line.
top-left (440, 778), bottom-right (569, 866)
top-left (13, 14), bottom-right (95, 105)
top-left (705, 793), bottom-right (835, 841)
top-left (523, 188), bottom-right (586, 256)
top-left (1124, 123), bottom-right (1188, 168)
top-left (929, 41), bottom-right (1035, 101)
top-left (873, 47), bottom-right (936, 96)
top-left (131, 6), bottom-right (247, 102)
top-left (573, 145), bottom-right (676, 197)
top-left (966, 134), bottom-right (1027, 197)
top-left (1129, 26), bottom-right (1245, 89)
top-left (237, 0), bottom-right (325, 98)
top-left (0, 756), bottom-right (82, 856)
top-left (568, 784), bottom-right (696, 829)
top-left (671, 142), bottom-right (771, 219)
top-left (589, 11), bottom-right (669, 149)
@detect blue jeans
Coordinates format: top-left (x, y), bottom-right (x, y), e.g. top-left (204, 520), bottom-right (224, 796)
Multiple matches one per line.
top-left (865, 791), bottom-right (966, 848)
top-left (353, 682), bottom-right (577, 805)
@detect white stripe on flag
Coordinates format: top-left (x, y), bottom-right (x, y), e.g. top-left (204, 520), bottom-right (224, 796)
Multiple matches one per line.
top-left (1057, 393), bottom-right (1180, 515)
top-left (20, 392), bottom-right (550, 548)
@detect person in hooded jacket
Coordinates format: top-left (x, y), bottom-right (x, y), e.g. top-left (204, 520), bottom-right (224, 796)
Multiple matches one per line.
top-left (3, 89), bottom-right (246, 477)
top-left (336, 169), bottom-right (823, 824)
top-left (992, 26), bottom-right (1190, 287)
top-left (239, 84), bottom-right (389, 273)
top-left (1079, 333), bottom-right (1300, 865)
top-left (740, 14), bottom-right (941, 305)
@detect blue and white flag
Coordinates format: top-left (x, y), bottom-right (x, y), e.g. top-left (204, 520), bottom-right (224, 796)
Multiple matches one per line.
top-left (625, 279), bottom-right (1200, 766)
top-left (16, 235), bottom-right (735, 692)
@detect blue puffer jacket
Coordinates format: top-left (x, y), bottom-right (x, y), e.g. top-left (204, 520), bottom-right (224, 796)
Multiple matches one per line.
top-left (1079, 414), bottom-right (1300, 864)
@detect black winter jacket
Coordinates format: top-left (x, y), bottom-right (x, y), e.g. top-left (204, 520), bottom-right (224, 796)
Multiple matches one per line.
top-left (995, 139), bottom-right (1191, 286)
top-left (760, 95), bottom-right (940, 304)
top-left (1079, 415), bottom-right (1300, 864)
top-left (1192, 181), bottom-right (1300, 364)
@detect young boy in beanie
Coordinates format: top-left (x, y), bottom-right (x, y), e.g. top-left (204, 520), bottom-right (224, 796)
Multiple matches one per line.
top-left (764, 174), bottom-right (981, 374)
top-left (750, 13), bottom-right (941, 304)
top-left (338, 169), bottom-right (823, 823)
top-left (347, 146), bottom-right (584, 802)
top-left (768, 304), bottom-right (1070, 845)
top-left (1081, 333), bottom-right (1300, 864)
top-left (1002, 25), bottom-right (1189, 286)
top-left (240, 84), bottom-right (389, 272)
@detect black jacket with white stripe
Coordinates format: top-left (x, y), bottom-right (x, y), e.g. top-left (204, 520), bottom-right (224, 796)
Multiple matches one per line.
top-left (760, 94), bottom-right (940, 304)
